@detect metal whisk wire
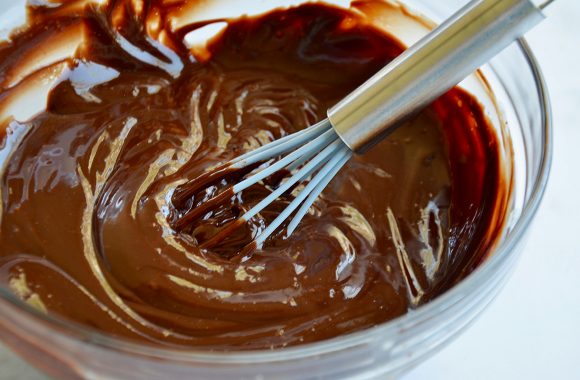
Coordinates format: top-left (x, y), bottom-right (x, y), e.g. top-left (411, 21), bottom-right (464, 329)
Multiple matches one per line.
top-left (173, 119), bottom-right (351, 250)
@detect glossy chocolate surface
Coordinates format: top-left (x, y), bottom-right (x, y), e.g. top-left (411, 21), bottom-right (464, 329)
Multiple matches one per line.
top-left (0, 0), bottom-right (508, 349)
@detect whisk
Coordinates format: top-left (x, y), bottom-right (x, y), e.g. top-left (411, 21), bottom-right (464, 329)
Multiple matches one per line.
top-left (172, 0), bottom-right (553, 250)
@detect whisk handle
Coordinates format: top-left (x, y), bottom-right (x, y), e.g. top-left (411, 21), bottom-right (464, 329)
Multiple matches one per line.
top-left (533, 0), bottom-right (554, 10)
top-left (328, 0), bottom-right (549, 153)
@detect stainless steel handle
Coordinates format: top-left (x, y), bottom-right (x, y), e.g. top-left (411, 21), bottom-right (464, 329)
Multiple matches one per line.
top-left (532, 0), bottom-right (554, 9)
top-left (328, 0), bottom-right (547, 153)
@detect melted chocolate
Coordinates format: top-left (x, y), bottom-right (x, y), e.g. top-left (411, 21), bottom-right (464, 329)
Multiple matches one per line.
top-left (0, 0), bottom-right (509, 349)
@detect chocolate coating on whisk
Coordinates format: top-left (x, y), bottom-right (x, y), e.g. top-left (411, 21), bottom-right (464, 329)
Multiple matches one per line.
top-left (0, 0), bottom-right (509, 349)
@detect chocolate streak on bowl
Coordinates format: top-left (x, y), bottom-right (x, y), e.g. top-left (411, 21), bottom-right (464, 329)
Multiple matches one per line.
top-left (0, 0), bottom-right (510, 349)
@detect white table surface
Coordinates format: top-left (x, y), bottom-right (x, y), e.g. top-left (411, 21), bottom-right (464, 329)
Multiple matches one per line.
top-left (1, 1), bottom-right (579, 379)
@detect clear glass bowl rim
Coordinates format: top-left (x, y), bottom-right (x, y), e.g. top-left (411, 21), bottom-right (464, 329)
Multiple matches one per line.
top-left (0, 38), bottom-right (552, 364)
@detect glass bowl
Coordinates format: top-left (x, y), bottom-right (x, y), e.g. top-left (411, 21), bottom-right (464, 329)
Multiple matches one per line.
top-left (0, 0), bottom-right (552, 378)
